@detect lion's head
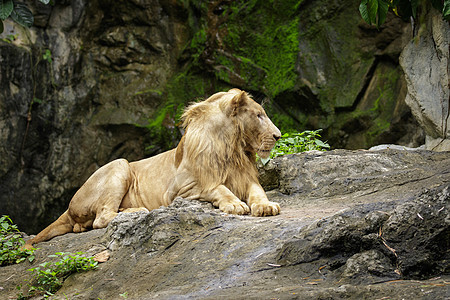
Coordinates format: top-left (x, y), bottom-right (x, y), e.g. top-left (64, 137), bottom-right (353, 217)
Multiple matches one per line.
top-left (182, 88), bottom-right (281, 159)
top-left (224, 89), bottom-right (281, 159)
top-left (177, 89), bottom-right (280, 199)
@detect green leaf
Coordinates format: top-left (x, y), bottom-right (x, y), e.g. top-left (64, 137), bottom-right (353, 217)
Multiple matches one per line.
top-left (368, 0), bottom-right (378, 24)
top-left (359, 0), bottom-right (371, 24)
top-left (39, 0), bottom-right (50, 4)
top-left (10, 2), bottom-right (33, 27)
top-left (315, 139), bottom-right (330, 148)
top-left (0, 0), bottom-right (13, 20)
top-left (377, 0), bottom-right (389, 28)
top-left (1, 222), bottom-right (8, 230)
top-left (444, 0), bottom-right (450, 19)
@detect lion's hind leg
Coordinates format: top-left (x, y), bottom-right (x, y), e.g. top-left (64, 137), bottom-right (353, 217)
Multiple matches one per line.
top-left (24, 211), bottom-right (74, 250)
top-left (69, 159), bottom-right (135, 230)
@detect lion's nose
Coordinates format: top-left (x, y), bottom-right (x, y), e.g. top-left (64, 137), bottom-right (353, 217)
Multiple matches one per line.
top-left (273, 134), bottom-right (281, 141)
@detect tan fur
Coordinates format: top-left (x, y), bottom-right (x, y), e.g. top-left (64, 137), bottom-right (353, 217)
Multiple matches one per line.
top-left (24, 89), bottom-right (281, 249)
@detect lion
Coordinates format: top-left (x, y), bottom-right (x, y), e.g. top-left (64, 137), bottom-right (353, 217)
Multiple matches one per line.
top-left (24, 88), bottom-right (281, 249)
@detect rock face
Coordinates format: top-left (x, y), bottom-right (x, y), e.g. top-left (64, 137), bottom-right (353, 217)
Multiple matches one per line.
top-left (0, 0), bottom-right (190, 233)
top-left (1, 150), bottom-right (448, 299)
top-left (399, 8), bottom-right (450, 151)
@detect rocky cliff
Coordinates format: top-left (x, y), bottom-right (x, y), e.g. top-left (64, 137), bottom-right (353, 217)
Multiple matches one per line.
top-left (399, 7), bottom-right (450, 152)
top-left (1, 149), bottom-right (449, 299)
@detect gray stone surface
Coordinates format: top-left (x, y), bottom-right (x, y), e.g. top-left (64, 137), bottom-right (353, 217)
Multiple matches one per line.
top-left (400, 8), bottom-right (450, 151)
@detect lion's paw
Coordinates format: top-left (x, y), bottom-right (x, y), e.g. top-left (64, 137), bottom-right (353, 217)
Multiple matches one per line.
top-left (251, 201), bottom-right (280, 217)
top-left (220, 200), bottom-right (250, 215)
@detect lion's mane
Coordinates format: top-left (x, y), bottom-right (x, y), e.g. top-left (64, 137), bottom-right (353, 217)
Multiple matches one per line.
top-left (179, 90), bottom-right (259, 200)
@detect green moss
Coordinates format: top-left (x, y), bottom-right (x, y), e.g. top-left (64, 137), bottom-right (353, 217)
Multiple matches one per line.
top-left (367, 119), bottom-right (391, 138)
top-left (216, 0), bottom-right (303, 98)
top-left (270, 113), bottom-right (299, 134)
top-left (333, 63), bottom-right (403, 148)
top-left (133, 89), bottom-right (163, 97)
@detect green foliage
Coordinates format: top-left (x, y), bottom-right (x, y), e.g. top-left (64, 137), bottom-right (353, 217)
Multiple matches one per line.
top-left (270, 130), bottom-right (330, 159)
top-left (445, 1), bottom-right (450, 18)
top-left (359, 0), bottom-right (389, 28)
top-left (0, 215), bottom-right (35, 266)
top-left (0, 32), bottom-right (16, 42)
top-left (23, 252), bottom-right (98, 298)
top-left (219, 0), bottom-right (302, 98)
top-left (359, 0), bottom-right (450, 28)
top-left (259, 129), bottom-right (330, 164)
top-left (42, 49), bottom-right (52, 63)
top-left (0, 0), bottom-right (14, 21)
top-left (180, 0), bottom-right (302, 98)
top-left (0, 0), bottom-right (50, 34)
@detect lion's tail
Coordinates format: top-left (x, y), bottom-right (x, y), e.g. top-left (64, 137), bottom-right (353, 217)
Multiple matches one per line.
top-left (23, 210), bottom-right (74, 250)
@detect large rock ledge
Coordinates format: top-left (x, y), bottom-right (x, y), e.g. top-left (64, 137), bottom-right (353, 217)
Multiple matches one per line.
top-left (1, 149), bottom-right (449, 299)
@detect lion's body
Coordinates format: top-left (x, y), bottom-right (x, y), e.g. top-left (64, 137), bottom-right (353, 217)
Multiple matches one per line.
top-left (25, 89), bottom-right (281, 249)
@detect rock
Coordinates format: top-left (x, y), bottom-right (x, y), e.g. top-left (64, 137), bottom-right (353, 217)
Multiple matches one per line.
top-left (342, 250), bottom-right (396, 282)
top-left (102, 199), bottom-right (218, 252)
top-left (1, 150), bottom-right (448, 299)
top-left (369, 144), bottom-right (425, 151)
top-left (399, 8), bottom-right (450, 151)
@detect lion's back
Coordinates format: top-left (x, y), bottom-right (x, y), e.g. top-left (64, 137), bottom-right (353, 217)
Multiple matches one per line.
top-left (127, 149), bottom-right (178, 209)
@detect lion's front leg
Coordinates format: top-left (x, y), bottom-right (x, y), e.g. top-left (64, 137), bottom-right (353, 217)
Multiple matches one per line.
top-left (247, 182), bottom-right (280, 217)
top-left (207, 185), bottom-right (250, 215)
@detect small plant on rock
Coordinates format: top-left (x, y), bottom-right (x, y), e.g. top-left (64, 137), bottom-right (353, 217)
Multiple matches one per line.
top-left (270, 129), bottom-right (330, 158)
top-left (258, 129), bottom-right (330, 165)
top-left (0, 215), bottom-right (35, 266)
top-left (20, 252), bottom-right (98, 298)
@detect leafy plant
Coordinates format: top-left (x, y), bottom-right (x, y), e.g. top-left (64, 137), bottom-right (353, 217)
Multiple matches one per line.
top-left (0, 0), bottom-right (50, 34)
top-left (42, 49), bottom-right (52, 63)
top-left (259, 129), bottom-right (330, 165)
top-left (23, 252), bottom-right (98, 298)
top-left (270, 129), bottom-right (330, 158)
top-left (359, 0), bottom-right (450, 29)
top-left (0, 215), bottom-right (35, 266)
top-left (0, 32), bottom-right (16, 42)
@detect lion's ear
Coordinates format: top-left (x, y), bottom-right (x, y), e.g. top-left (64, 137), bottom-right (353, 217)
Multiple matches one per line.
top-left (226, 91), bottom-right (247, 116)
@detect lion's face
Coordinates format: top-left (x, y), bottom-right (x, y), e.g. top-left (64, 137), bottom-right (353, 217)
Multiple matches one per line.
top-left (230, 91), bottom-right (281, 159)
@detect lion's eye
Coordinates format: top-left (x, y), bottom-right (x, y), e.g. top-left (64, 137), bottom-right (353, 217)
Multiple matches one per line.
top-left (257, 113), bottom-right (263, 120)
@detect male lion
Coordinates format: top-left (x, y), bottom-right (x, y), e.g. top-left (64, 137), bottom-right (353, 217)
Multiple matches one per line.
top-left (25, 89), bottom-right (281, 249)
